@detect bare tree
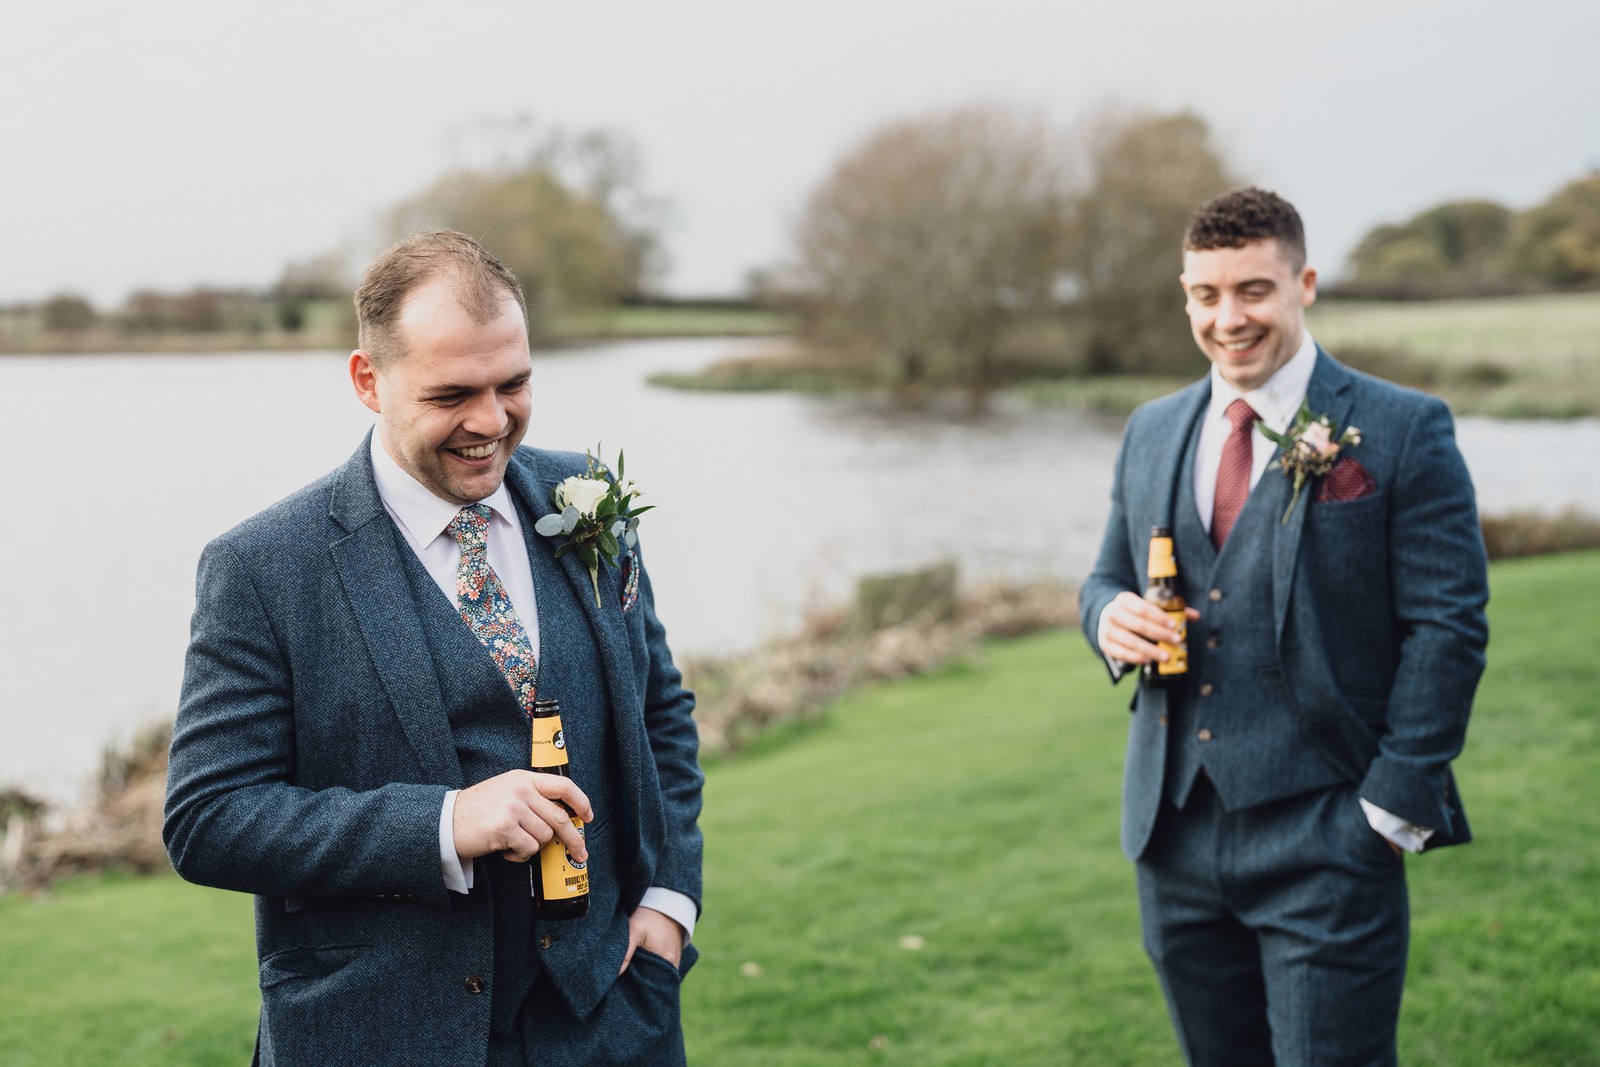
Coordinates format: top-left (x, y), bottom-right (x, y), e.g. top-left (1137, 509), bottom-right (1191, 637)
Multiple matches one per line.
top-left (1066, 108), bottom-right (1236, 375)
top-left (382, 125), bottom-right (666, 335)
top-left (793, 103), bottom-right (1070, 394)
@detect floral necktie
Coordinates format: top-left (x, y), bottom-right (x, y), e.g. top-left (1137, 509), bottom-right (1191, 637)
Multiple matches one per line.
top-left (447, 504), bottom-right (537, 716)
top-left (1212, 399), bottom-right (1260, 549)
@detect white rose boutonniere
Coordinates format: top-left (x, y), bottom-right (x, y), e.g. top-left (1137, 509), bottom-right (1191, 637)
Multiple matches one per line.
top-left (554, 476), bottom-right (611, 518)
top-left (534, 446), bottom-right (652, 606)
top-left (1256, 401), bottom-right (1362, 523)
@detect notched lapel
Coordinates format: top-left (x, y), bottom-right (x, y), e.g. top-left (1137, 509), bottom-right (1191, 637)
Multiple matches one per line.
top-left (1138, 382), bottom-right (1211, 535)
top-left (1271, 351), bottom-right (1356, 643)
top-left (328, 442), bottom-right (463, 787)
top-left (511, 453), bottom-right (645, 778)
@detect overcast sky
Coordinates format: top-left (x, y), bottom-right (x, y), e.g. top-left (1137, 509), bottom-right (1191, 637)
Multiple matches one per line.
top-left (4, 0), bottom-right (1596, 307)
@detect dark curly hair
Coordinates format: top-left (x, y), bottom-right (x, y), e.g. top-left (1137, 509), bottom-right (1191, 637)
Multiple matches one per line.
top-left (1184, 187), bottom-right (1305, 270)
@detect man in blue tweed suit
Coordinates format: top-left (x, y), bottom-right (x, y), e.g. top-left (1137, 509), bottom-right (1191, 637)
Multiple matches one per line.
top-left (1080, 188), bottom-right (1488, 1066)
top-left (165, 230), bottom-right (702, 1066)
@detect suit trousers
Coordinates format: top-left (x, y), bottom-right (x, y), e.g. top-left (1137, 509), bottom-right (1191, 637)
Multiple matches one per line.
top-left (1136, 776), bottom-right (1409, 1067)
top-left (486, 947), bottom-right (692, 1067)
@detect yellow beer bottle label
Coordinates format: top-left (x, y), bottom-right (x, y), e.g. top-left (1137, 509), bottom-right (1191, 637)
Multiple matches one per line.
top-left (531, 715), bottom-right (569, 769)
top-left (1156, 610), bottom-right (1188, 676)
top-left (1147, 536), bottom-right (1177, 579)
top-left (539, 820), bottom-right (589, 899)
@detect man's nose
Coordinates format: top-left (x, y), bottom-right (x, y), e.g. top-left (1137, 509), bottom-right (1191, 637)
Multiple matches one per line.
top-left (1215, 295), bottom-right (1248, 331)
top-left (461, 391), bottom-right (507, 436)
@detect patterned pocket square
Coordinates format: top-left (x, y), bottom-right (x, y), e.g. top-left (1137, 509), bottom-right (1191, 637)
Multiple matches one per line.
top-left (1313, 456), bottom-right (1378, 503)
top-left (619, 548), bottom-right (641, 612)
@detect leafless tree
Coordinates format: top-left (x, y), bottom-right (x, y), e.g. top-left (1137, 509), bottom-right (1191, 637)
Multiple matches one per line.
top-left (383, 126), bottom-right (666, 335)
top-left (1066, 108), bottom-right (1236, 375)
top-left (793, 103), bottom-right (1070, 394)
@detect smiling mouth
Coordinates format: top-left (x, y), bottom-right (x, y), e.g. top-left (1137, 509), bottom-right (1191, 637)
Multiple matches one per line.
top-left (450, 441), bottom-right (499, 460)
top-left (1220, 336), bottom-right (1262, 354)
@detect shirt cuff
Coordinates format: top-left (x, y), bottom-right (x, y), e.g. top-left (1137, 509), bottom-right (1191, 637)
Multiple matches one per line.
top-left (639, 887), bottom-right (698, 940)
top-left (1096, 605), bottom-right (1127, 681)
top-left (1359, 797), bottom-right (1433, 854)
top-left (440, 790), bottom-right (474, 893)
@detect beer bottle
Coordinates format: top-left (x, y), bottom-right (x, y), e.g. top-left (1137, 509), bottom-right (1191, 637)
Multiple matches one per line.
top-left (530, 697), bottom-right (589, 920)
top-left (1141, 527), bottom-right (1188, 685)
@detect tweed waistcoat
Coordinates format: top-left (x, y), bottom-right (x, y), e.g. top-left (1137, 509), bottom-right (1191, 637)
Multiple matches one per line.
top-left (1164, 426), bottom-right (1344, 812)
top-left (397, 505), bottom-right (625, 1033)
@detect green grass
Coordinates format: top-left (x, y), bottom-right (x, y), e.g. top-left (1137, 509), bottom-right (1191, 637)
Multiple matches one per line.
top-left (4, 552), bottom-right (1598, 1064)
top-left (1311, 291), bottom-right (1600, 365)
top-left (651, 291), bottom-right (1600, 418)
top-left (0, 302), bottom-right (788, 355)
top-left (551, 305), bottom-right (791, 339)
top-left (0, 871), bottom-right (258, 1064)
top-left (1310, 291), bottom-right (1600, 417)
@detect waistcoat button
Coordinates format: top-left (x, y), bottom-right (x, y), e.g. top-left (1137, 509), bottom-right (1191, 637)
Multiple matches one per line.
top-left (1208, 589), bottom-right (1224, 602)
top-left (539, 934), bottom-right (553, 950)
top-left (1197, 728), bottom-right (1213, 742)
top-left (464, 975), bottom-right (486, 994)
top-left (1200, 683), bottom-right (1214, 696)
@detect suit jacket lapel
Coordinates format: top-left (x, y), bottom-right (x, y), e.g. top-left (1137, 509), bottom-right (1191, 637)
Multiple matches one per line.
top-left (1144, 379), bottom-right (1212, 532)
top-left (509, 453), bottom-right (644, 774)
top-left (1271, 348), bottom-right (1356, 643)
top-left (328, 434), bottom-right (463, 787)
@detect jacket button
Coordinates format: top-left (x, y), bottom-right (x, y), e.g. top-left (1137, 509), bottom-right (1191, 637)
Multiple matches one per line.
top-left (464, 975), bottom-right (486, 994)
top-left (1199, 683), bottom-right (1214, 696)
top-left (1158, 714), bottom-right (1168, 728)
top-left (1198, 728), bottom-right (1213, 742)
top-left (539, 935), bottom-right (553, 950)
top-left (1208, 589), bottom-right (1224, 602)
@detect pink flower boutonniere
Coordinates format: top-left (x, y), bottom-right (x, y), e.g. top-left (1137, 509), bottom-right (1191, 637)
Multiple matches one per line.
top-left (1256, 402), bottom-right (1362, 524)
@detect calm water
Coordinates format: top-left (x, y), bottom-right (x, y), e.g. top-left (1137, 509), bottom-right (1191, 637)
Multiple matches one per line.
top-left (3, 339), bottom-right (1596, 803)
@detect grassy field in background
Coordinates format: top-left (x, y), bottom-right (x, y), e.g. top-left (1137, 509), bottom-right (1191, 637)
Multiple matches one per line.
top-left (0, 301), bottom-right (791, 355)
top-left (3, 552), bottom-right (1597, 1064)
top-left (552, 304), bottom-right (790, 339)
top-left (644, 290), bottom-right (1600, 418)
top-left (1308, 291), bottom-right (1600, 417)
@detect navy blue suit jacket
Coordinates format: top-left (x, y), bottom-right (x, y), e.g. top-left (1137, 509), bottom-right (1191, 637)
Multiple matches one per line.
top-left (1080, 351), bottom-right (1489, 860)
top-left (164, 438), bottom-right (702, 1064)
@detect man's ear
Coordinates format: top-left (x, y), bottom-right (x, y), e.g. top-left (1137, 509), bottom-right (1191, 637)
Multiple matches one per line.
top-left (349, 350), bottom-right (382, 414)
top-left (1299, 266), bottom-right (1318, 308)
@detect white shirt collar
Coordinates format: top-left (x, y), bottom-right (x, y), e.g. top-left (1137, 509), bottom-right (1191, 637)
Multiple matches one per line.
top-left (369, 432), bottom-right (519, 550)
top-left (1207, 330), bottom-right (1319, 432)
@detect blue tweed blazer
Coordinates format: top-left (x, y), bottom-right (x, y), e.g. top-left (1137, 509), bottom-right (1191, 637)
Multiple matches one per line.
top-left (1080, 350), bottom-right (1489, 860)
top-left (164, 437), bottom-right (702, 1064)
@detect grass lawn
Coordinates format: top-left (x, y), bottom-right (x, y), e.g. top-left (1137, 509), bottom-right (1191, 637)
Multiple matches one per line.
top-left (3, 552), bottom-right (1596, 1064)
top-left (1309, 291), bottom-right (1600, 418)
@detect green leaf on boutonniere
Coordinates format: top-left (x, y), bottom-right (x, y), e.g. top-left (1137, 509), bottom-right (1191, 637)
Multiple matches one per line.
top-left (535, 444), bottom-right (656, 607)
top-left (1257, 400), bottom-right (1363, 524)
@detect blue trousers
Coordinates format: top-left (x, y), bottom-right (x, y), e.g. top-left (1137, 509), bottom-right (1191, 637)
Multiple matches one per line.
top-left (487, 946), bottom-right (694, 1067)
top-left (1137, 777), bottom-right (1409, 1067)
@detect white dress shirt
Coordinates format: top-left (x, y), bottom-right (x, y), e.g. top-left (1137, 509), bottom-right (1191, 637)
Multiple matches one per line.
top-left (1096, 335), bottom-right (1432, 853)
top-left (369, 435), bottom-right (698, 933)
top-left (1192, 331), bottom-right (1319, 530)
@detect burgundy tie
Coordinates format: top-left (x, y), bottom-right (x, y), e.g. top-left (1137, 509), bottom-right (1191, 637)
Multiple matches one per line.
top-left (1212, 399), bottom-right (1259, 549)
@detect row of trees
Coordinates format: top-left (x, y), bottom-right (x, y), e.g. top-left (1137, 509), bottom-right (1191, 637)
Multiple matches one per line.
top-left (788, 104), bottom-right (1236, 385)
top-left (14, 123), bottom-right (663, 343)
top-left (1344, 174), bottom-right (1600, 297)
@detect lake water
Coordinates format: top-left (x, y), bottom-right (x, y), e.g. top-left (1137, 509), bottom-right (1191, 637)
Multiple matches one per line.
top-left (3, 338), bottom-right (1597, 804)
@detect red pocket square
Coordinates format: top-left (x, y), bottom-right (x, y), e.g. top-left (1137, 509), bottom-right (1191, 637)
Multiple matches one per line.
top-left (1313, 457), bottom-right (1377, 503)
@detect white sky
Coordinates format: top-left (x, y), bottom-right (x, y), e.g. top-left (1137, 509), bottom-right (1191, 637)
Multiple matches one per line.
top-left (3, 0), bottom-right (1596, 306)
